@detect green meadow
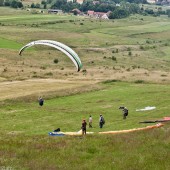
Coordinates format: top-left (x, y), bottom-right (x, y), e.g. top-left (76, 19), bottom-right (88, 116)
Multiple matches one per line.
top-left (0, 7), bottom-right (170, 170)
top-left (0, 81), bottom-right (170, 170)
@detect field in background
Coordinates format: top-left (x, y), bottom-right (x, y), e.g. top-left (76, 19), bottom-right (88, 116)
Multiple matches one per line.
top-left (0, 7), bottom-right (170, 170)
top-left (0, 7), bottom-right (170, 85)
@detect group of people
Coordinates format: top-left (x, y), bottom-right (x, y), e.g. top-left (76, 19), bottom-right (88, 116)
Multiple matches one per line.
top-left (38, 98), bottom-right (128, 135)
top-left (81, 107), bottom-right (129, 135)
top-left (81, 114), bottom-right (105, 135)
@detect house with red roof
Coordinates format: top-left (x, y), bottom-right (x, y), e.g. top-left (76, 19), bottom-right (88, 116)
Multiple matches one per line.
top-left (87, 10), bottom-right (109, 19)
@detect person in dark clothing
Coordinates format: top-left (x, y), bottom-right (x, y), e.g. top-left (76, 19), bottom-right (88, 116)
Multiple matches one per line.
top-left (99, 114), bottom-right (105, 128)
top-left (81, 119), bottom-right (87, 135)
top-left (38, 97), bottom-right (44, 106)
top-left (119, 106), bottom-right (128, 119)
top-left (123, 107), bottom-right (128, 119)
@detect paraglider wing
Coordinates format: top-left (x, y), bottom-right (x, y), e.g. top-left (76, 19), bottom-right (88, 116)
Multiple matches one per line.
top-left (19, 40), bottom-right (82, 71)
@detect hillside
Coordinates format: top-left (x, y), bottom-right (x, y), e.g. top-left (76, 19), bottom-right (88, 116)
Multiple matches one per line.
top-left (0, 7), bottom-right (170, 170)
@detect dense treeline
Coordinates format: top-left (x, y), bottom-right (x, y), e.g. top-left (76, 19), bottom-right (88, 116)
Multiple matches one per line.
top-left (50, 0), bottom-right (142, 13)
top-left (0, 0), bottom-right (23, 8)
top-left (49, 0), bottom-right (141, 18)
top-left (48, 0), bottom-right (170, 19)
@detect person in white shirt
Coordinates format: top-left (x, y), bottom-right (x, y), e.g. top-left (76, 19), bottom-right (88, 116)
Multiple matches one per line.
top-left (89, 115), bottom-right (93, 128)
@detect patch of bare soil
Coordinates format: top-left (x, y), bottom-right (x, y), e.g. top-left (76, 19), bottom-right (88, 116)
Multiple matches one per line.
top-left (0, 78), bottom-right (100, 101)
top-left (0, 68), bottom-right (169, 101)
top-left (75, 68), bottom-right (170, 84)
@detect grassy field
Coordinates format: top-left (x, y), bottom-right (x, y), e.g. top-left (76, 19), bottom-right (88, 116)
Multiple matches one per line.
top-left (0, 7), bottom-right (170, 170)
top-left (0, 81), bottom-right (170, 170)
top-left (0, 8), bottom-right (169, 82)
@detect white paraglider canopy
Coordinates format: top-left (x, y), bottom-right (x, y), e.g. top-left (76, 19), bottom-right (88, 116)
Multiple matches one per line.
top-left (19, 40), bottom-right (83, 72)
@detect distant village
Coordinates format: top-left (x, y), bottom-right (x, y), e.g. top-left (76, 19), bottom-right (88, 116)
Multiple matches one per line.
top-left (48, 9), bottom-right (111, 20)
top-left (47, 0), bottom-right (118, 20)
top-left (25, 0), bottom-right (170, 19)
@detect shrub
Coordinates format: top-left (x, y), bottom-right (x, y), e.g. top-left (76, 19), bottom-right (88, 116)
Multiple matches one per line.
top-left (132, 65), bottom-right (137, 69)
top-left (134, 80), bottom-right (145, 84)
top-left (3, 68), bottom-right (7, 72)
top-left (53, 58), bottom-right (59, 64)
top-left (112, 56), bottom-right (117, 61)
top-left (161, 74), bottom-right (167, 77)
top-left (146, 40), bottom-right (151, 44)
top-left (140, 46), bottom-right (144, 50)
top-left (45, 72), bottom-right (53, 76)
top-left (40, 66), bottom-right (46, 70)
top-left (128, 51), bottom-right (132, 56)
top-left (82, 69), bottom-right (87, 73)
top-left (127, 47), bottom-right (131, 51)
top-left (102, 79), bottom-right (121, 84)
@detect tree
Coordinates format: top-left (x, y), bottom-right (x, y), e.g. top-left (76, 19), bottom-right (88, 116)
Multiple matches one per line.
top-left (43, 3), bottom-right (47, 9)
top-left (109, 7), bottom-right (129, 19)
top-left (4, 0), bottom-right (10, 6)
top-left (166, 9), bottom-right (170, 17)
top-left (41, 0), bottom-right (46, 5)
top-left (10, 0), bottom-right (23, 8)
top-left (0, 0), bottom-right (4, 6)
top-left (17, 1), bottom-right (23, 8)
top-left (35, 3), bottom-right (40, 8)
top-left (51, 0), bottom-right (67, 10)
top-left (31, 3), bottom-right (35, 8)
top-left (145, 9), bottom-right (154, 15)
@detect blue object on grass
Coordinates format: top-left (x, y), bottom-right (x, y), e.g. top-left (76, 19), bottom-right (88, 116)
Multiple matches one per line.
top-left (48, 132), bottom-right (65, 136)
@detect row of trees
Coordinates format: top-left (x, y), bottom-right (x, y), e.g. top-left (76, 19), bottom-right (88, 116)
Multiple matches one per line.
top-left (49, 0), bottom-right (141, 19)
top-left (48, 0), bottom-right (140, 18)
top-left (109, 3), bottom-right (141, 19)
top-left (49, 0), bottom-right (141, 13)
top-left (48, 0), bottom-right (170, 18)
top-left (0, 0), bottom-right (23, 8)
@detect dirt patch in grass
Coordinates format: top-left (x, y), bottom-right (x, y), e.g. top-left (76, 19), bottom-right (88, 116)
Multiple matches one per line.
top-left (0, 68), bottom-right (170, 101)
top-left (0, 78), bottom-right (101, 101)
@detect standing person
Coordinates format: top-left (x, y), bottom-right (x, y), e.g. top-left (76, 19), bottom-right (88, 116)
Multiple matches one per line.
top-left (81, 119), bottom-right (87, 135)
top-left (89, 115), bottom-right (93, 128)
top-left (123, 107), bottom-right (128, 119)
top-left (38, 96), bottom-right (44, 106)
top-left (119, 106), bottom-right (128, 119)
top-left (99, 114), bottom-right (105, 128)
